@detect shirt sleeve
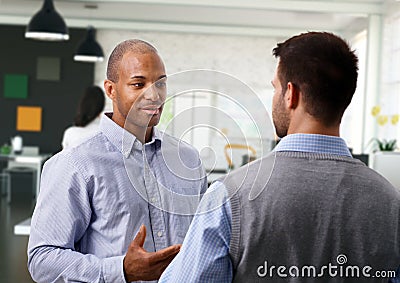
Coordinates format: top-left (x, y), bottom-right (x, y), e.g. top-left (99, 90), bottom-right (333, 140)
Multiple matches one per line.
top-left (200, 164), bottom-right (208, 196)
top-left (27, 152), bottom-right (126, 283)
top-left (159, 181), bottom-right (233, 283)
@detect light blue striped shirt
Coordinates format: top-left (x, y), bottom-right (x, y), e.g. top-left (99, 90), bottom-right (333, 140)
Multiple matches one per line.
top-left (159, 134), bottom-right (352, 283)
top-left (28, 113), bottom-right (207, 283)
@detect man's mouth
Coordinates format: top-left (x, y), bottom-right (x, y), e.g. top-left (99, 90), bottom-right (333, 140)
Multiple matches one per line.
top-left (141, 106), bottom-right (161, 115)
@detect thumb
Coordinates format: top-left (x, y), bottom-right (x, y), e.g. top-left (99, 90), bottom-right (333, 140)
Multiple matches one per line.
top-left (132, 224), bottom-right (146, 248)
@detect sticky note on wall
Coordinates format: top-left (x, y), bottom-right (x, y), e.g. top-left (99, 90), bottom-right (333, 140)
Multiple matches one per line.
top-left (37, 57), bottom-right (60, 81)
top-left (4, 74), bottom-right (28, 99)
top-left (17, 106), bottom-right (42, 132)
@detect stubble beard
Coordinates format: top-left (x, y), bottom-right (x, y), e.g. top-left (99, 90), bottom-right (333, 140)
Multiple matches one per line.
top-left (272, 97), bottom-right (290, 138)
top-left (126, 106), bottom-right (163, 129)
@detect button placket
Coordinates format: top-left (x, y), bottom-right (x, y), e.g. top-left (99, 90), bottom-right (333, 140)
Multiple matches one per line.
top-left (143, 147), bottom-right (167, 250)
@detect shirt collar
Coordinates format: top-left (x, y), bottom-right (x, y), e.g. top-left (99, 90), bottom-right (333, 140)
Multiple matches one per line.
top-left (274, 133), bottom-right (352, 157)
top-left (152, 127), bottom-right (164, 142)
top-left (100, 113), bottom-right (163, 158)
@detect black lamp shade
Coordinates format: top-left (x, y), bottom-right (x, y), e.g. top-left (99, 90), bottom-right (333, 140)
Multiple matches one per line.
top-left (25, 0), bottom-right (69, 41)
top-left (74, 27), bottom-right (104, 63)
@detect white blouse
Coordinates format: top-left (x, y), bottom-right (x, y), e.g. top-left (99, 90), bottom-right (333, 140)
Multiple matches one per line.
top-left (61, 117), bottom-right (101, 149)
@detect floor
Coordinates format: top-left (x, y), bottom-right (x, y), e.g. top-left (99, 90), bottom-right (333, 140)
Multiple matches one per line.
top-left (0, 174), bottom-right (35, 283)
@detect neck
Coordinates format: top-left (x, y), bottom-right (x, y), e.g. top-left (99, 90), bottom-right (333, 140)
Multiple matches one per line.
top-left (124, 124), bottom-right (153, 144)
top-left (109, 114), bottom-right (153, 144)
top-left (144, 127), bottom-right (153, 143)
top-left (288, 112), bottom-right (340, 137)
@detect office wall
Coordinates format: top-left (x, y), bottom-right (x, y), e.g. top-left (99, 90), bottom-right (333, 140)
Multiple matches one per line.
top-left (0, 25), bottom-right (94, 154)
top-left (94, 29), bottom-right (278, 112)
top-left (379, 11), bottom-right (400, 143)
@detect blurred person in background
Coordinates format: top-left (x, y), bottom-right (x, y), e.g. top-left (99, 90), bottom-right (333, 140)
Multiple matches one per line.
top-left (61, 85), bottom-right (105, 149)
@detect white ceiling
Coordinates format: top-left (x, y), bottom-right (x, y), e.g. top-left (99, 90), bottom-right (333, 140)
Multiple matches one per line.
top-left (0, 0), bottom-right (398, 38)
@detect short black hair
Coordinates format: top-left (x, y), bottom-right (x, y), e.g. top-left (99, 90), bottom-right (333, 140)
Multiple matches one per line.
top-left (106, 39), bottom-right (158, 83)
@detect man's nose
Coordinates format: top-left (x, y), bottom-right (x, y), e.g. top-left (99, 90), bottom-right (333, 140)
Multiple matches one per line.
top-left (143, 84), bottom-right (160, 101)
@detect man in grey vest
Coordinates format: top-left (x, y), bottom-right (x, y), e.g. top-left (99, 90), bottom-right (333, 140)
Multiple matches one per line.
top-left (159, 31), bottom-right (400, 282)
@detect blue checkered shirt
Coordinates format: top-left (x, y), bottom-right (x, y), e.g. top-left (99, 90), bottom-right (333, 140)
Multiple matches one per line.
top-left (159, 134), bottom-right (352, 282)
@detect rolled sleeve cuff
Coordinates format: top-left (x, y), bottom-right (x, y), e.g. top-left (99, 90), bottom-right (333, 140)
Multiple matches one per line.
top-left (102, 255), bottom-right (126, 283)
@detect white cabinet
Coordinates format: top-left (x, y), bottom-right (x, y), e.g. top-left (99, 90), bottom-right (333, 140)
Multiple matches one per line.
top-left (369, 152), bottom-right (400, 188)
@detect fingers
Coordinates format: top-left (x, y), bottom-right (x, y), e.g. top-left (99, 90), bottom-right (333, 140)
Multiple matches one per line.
top-left (131, 225), bottom-right (180, 262)
top-left (132, 224), bottom-right (146, 248)
top-left (124, 226), bottom-right (182, 282)
top-left (150, 244), bottom-right (181, 263)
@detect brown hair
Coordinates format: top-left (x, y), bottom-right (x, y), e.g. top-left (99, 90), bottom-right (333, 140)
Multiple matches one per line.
top-left (273, 32), bottom-right (359, 126)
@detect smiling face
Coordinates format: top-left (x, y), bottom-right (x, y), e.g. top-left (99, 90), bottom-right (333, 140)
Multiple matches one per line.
top-left (104, 51), bottom-right (167, 139)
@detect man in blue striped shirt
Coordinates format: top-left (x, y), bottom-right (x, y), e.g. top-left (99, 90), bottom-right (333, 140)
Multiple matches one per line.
top-left (160, 32), bottom-right (400, 282)
top-left (28, 39), bottom-right (207, 282)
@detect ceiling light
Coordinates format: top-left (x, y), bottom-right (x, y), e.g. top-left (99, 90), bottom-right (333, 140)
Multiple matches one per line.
top-left (25, 0), bottom-right (69, 41)
top-left (74, 26), bottom-right (104, 63)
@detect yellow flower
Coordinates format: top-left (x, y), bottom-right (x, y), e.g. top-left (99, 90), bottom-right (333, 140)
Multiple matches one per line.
top-left (371, 106), bottom-right (381, 117)
top-left (392, 114), bottom-right (399, 125)
top-left (377, 115), bottom-right (388, 126)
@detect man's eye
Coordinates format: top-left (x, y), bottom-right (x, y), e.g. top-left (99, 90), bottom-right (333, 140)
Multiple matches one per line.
top-left (131, 83), bottom-right (144, 87)
top-left (155, 81), bottom-right (166, 88)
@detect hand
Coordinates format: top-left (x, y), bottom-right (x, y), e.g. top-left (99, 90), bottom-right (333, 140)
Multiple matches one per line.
top-left (123, 224), bottom-right (181, 282)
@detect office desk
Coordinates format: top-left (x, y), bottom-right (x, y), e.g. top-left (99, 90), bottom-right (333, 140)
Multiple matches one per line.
top-left (0, 153), bottom-right (51, 201)
top-left (14, 217), bottom-right (31, 235)
top-left (0, 153), bottom-right (51, 236)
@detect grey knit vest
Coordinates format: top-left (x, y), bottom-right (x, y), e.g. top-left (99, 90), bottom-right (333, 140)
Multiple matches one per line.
top-left (220, 151), bottom-right (400, 282)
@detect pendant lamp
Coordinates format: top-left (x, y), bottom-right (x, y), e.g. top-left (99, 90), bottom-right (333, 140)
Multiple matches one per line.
top-left (74, 26), bottom-right (104, 63)
top-left (25, 0), bottom-right (69, 41)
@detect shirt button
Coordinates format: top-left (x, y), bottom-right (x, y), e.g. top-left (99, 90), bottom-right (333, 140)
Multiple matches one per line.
top-left (157, 231), bottom-right (163, 237)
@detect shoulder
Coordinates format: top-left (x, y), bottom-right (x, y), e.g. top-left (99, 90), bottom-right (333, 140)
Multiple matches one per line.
top-left (157, 131), bottom-right (204, 176)
top-left (41, 149), bottom-right (83, 184)
top-left (68, 132), bottom-right (113, 159)
top-left (160, 131), bottom-right (200, 158)
top-left (58, 132), bottom-right (115, 171)
top-left (356, 165), bottom-right (400, 199)
top-left (220, 152), bottom-right (276, 191)
top-left (161, 131), bottom-right (196, 149)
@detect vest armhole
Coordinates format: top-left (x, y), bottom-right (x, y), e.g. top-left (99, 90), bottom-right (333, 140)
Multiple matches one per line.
top-left (228, 187), bottom-right (241, 270)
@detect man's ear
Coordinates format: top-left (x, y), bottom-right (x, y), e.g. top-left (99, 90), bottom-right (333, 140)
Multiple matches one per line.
top-left (285, 82), bottom-right (299, 109)
top-left (104, 79), bottom-right (116, 101)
